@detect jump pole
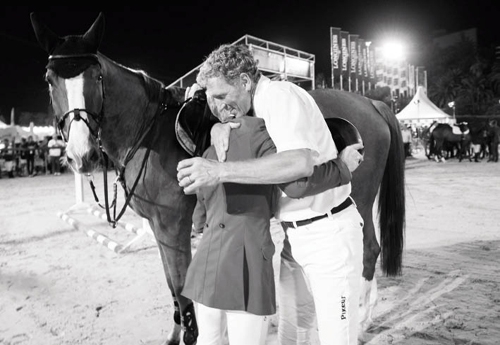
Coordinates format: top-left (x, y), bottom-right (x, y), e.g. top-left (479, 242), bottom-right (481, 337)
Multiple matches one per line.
top-left (86, 205), bottom-right (155, 238)
top-left (86, 206), bottom-right (156, 250)
top-left (59, 170), bottom-right (155, 253)
top-left (57, 211), bottom-right (124, 253)
top-left (86, 206), bottom-right (142, 235)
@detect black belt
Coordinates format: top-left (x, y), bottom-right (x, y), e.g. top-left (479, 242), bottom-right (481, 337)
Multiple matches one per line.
top-left (281, 197), bottom-right (354, 229)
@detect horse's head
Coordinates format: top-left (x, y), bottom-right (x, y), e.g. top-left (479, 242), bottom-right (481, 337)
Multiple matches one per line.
top-left (31, 12), bottom-right (105, 174)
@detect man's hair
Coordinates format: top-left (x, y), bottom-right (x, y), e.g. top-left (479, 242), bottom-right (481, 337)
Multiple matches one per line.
top-left (196, 44), bottom-right (261, 87)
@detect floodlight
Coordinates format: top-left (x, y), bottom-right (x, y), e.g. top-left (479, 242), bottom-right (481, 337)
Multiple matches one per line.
top-left (381, 41), bottom-right (405, 60)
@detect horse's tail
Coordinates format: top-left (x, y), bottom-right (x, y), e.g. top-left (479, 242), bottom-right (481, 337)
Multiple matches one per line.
top-left (370, 100), bottom-right (406, 276)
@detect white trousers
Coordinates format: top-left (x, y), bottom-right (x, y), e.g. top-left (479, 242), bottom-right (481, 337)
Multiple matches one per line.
top-left (195, 302), bottom-right (270, 345)
top-left (278, 206), bottom-right (364, 345)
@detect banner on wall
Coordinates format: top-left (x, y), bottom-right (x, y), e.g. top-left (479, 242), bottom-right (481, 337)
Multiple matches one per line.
top-left (340, 31), bottom-right (349, 90)
top-left (349, 34), bottom-right (358, 76)
top-left (348, 34), bottom-right (359, 91)
top-left (330, 27), bottom-right (341, 88)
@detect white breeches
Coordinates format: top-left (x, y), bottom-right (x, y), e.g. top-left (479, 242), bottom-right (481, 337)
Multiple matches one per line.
top-left (195, 302), bottom-right (270, 345)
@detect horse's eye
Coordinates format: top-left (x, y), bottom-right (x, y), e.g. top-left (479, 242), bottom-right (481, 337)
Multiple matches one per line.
top-left (98, 74), bottom-right (103, 82)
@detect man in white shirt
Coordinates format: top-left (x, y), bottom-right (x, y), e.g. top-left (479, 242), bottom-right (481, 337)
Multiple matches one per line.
top-left (177, 44), bottom-right (364, 344)
top-left (48, 134), bottom-right (65, 175)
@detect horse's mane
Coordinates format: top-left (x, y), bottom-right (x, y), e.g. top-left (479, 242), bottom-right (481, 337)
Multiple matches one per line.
top-left (98, 53), bottom-right (164, 103)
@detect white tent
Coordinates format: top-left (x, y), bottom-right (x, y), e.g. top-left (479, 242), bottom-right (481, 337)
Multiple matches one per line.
top-left (0, 125), bottom-right (32, 143)
top-left (396, 86), bottom-right (453, 126)
top-left (0, 122), bottom-right (54, 143)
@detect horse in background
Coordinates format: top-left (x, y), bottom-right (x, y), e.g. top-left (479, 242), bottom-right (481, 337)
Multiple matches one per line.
top-left (429, 122), bottom-right (471, 162)
top-left (31, 12), bottom-right (405, 343)
top-left (468, 122), bottom-right (491, 162)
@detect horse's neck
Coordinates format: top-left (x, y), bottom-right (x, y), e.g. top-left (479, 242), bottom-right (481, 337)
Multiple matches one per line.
top-left (101, 58), bottom-right (161, 164)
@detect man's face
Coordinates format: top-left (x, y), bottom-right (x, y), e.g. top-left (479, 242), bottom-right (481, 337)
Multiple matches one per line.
top-left (205, 74), bottom-right (252, 123)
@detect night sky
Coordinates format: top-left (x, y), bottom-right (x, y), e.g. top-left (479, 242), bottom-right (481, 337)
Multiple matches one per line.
top-left (1, 3), bottom-right (498, 118)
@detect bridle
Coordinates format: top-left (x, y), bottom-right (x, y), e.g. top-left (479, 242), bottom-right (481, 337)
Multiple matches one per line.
top-left (49, 53), bottom-right (105, 144)
top-left (48, 53), bottom-right (178, 228)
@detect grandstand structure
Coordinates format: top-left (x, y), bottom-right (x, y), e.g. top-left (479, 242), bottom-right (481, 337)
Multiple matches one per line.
top-left (168, 34), bottom-right (316, 91)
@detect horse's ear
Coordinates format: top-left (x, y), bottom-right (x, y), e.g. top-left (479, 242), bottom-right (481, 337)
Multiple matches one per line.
top-left (30, 12), bottom-right (62, 54)
top-left (82, 12), bottom-right (105, 52)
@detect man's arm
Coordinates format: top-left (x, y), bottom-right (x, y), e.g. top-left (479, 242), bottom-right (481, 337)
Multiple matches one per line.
top-left (177, 148), bottom-right (315, 194)
top-left (177, 142), bottom-right (363, 196)
top-left (279, 141), bottom-right (363, 198)
top-left (279, 157), bottom-right (351, 198)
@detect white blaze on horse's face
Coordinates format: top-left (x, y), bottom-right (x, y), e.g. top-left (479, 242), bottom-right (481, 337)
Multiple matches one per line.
top-left (63, 74), bottom-right (93, 171)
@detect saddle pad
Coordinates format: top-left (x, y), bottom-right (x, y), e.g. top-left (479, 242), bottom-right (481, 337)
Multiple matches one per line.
top-left (452, 126), bottom-right (469, 135)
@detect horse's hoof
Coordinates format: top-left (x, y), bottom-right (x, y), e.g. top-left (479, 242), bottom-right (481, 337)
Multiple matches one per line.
top-left (182, 303), bottom-right (198, 345)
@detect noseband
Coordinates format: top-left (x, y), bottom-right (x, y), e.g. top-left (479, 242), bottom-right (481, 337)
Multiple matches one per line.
top-left (58, 108), bottom-right (103, 142)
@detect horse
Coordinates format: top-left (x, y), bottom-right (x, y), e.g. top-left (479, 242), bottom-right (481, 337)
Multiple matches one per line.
top-left (429, 122), bottom-right (472, 162)
top-left (468, 122), bottom-right (491, 162)
top-left (31, 12), bottom-right (405, 343)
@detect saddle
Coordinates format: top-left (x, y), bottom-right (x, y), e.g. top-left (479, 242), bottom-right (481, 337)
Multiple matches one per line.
top-left (175, 90), bottom-right (218, 157)
top-left (452, 122), bottom-right (469, 136)
top-left (174, 90), bottom-right (364, 158)
top-left (325, 117), bottom-right (364, 156)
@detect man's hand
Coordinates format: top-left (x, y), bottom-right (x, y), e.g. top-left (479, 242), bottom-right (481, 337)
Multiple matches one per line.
top-left (177, 157), bottom-right (223, 194)
top-left (210, 122), bottom-right (240, 162)
top-left (339, 142), bottom-right (365, 172)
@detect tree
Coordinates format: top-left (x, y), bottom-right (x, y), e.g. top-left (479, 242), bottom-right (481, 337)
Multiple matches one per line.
top-left (424, 39), bottom-right (500, 116)
top-left (457, 58), bottom-right (494, 115)
top-left (428, 68), bottom-right (461, 108)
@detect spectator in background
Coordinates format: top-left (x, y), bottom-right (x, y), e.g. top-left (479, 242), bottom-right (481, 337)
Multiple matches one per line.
top-left (48, 134), bottom-right (65, 175)
top-left (26, 135), bottom-right (39, 177)
top-left (1, 138), bottom-right (15, 178)
top-left (38, 137), bottom-right (50, 174)
top-left (18, 137), bottom-right (28, 176)
top-left (401, 124), bottom-right (412, 158)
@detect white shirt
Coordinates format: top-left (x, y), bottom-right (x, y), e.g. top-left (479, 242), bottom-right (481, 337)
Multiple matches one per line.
top-left (48, 139), bottom-right (64, 157)
top-left (253, 75), bottom-right (351, 221)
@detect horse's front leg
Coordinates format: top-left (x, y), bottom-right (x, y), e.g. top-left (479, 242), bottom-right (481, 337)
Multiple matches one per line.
top-left (154, 217), bottom-right (198, 345)
top-left (158, 245), bottom-right (197, 345)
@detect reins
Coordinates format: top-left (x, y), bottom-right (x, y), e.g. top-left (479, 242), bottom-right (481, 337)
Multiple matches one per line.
top-left (90, 86), bottom-right (169, 228)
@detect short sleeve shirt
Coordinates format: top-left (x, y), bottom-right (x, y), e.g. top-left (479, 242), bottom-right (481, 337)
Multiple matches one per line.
top-left (252, 76), bottom-right (351, 221)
